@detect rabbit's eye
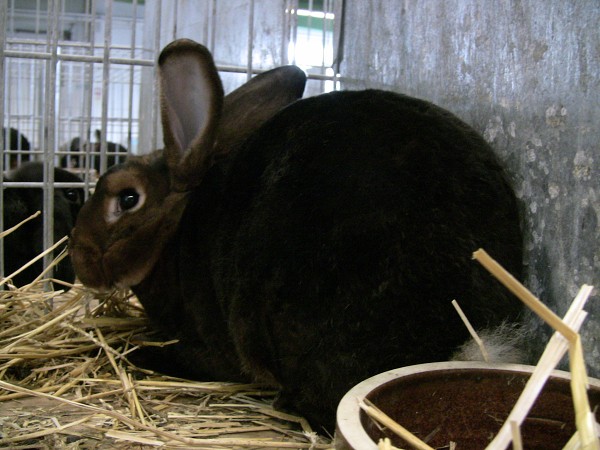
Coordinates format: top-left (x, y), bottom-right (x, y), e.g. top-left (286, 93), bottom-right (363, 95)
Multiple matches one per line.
top-left (64, 188), bottom-right (80, 203)
top-left (118, 189), bottom-right (140, 211)
top-left (105, 186), bottom-right (146, 224)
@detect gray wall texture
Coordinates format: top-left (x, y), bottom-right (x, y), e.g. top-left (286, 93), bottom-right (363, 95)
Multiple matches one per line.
top-left (339, 1), bottom-right (599, 375)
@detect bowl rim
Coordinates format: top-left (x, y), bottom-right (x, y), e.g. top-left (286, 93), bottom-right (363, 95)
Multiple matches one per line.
top-left (335, 361), bottom-right (600, 450)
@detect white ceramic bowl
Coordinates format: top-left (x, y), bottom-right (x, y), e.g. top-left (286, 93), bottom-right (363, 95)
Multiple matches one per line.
top-left (335, 361), bottom-right (600, 450)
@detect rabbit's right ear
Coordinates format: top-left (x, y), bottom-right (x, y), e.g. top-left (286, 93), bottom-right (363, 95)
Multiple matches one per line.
top-left (159, 39), bottom-right (224, 192)
top-left (216, 65), bottom-right (307, 155)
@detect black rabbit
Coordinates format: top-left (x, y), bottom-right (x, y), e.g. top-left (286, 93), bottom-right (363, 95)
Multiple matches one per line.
top-left (2, 127), bottom-right (31, 169)
top-left (3, 162), bottom-right (84, 288)
top-left (70, 39), bottom-right (523, 432)
top-left (61, 130), bottom-right (127, 172)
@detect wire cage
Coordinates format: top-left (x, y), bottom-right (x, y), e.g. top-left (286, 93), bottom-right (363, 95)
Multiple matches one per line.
top-left (0, 0), bottom-right (341, 285)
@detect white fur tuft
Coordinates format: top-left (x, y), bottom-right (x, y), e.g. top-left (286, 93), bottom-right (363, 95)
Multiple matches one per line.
top-left (451, 321), bottom-right (530, 364)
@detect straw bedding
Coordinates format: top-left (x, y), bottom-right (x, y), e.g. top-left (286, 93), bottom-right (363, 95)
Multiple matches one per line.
top-left (0, 282), bottom-right (332, 449)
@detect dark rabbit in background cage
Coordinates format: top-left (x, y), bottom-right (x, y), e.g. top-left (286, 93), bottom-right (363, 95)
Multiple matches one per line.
top-left (69, 39), bottom-right (524, 432)
top-left (2, 127), bottom-right (31, 169)
top-left (3, 162), bottom-right (84, 289)
top-left (61, 129), bottom-right (127, 172)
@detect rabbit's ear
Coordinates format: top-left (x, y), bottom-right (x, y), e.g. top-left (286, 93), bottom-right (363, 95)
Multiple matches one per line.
top-left (216, 65), bottom-right (307, 155)
top-left (158, 39), bottom-right (224, 191)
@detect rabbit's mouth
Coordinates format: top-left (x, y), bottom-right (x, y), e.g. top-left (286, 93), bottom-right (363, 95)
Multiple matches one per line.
top-left (69, 230), bottom-right (114, 292)
top-left (69, 202), bottom-right (181, 292)
top-left (69, 230), bottom-right (153, 292)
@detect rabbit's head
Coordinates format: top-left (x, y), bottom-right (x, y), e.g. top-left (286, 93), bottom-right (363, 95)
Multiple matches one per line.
top-left (3, 162), bottom-right (84, 288)
top-left (70, 39), bottom-right (306, 291)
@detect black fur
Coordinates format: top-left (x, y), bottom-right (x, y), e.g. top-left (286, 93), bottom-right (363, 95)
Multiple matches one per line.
top-left (61, 130), bottom-right (127, 172)
top-left (133, 90), bottom-right (523, 432)
top-left (2, 127), bottom-right (31, 169)
top-left (3, 162), bottom-right (84, 288)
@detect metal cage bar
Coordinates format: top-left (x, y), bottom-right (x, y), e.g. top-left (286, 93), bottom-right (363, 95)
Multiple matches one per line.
top-left (0, 0), bottom-right (7, 278)
top-left (41, 0), bottom-right (60, 273)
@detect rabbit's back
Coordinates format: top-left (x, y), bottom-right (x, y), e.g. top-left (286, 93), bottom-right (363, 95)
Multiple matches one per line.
top-left (212, 89), bottom-right (523, 429)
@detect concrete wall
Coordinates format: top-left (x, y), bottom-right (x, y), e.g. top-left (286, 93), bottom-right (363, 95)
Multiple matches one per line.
top-left (339, 1), bottom-right (599, 375)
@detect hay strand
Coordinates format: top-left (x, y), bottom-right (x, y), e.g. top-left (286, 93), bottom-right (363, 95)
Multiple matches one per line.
top-left (510, 421), bottom-right (523, 450)
top-left (0, 210), bottom-right (41, 238)
top-left (359, 397), bottom-right (434, 450)
top-left (452, 299), bottom-right (490, 362)
top-left (473, 249), bottom-right (578, 342)
top-left (0, 235), bottom-right (69, 289)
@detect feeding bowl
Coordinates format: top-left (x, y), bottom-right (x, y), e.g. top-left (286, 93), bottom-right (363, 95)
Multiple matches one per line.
top-left (336, 361), bottom-right (600, 450)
